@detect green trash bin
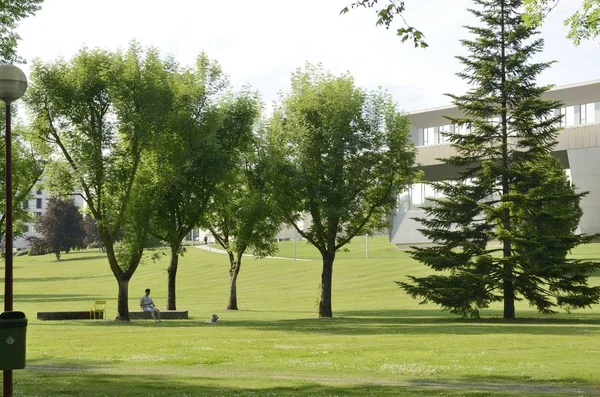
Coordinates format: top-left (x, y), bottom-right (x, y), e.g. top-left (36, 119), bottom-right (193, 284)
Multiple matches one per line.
top-left (0, 311), bottom-right (27, 370)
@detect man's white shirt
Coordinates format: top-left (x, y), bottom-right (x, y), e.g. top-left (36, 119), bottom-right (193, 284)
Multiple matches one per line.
top-left (140, 295), bottom-right (154, 311)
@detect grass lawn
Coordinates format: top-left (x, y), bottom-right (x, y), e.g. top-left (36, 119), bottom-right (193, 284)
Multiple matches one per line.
top-left (2, 235), bottom-right (600, 396)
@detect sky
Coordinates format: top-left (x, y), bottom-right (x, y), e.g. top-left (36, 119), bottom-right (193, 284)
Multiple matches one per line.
top-left (14, 0), bottom-right (600, 114)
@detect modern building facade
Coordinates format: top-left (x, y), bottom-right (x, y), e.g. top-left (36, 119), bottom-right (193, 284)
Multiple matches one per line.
top-left (390, 79), bottom-right (600, 247)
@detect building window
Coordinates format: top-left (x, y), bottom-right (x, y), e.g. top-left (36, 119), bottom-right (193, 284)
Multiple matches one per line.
top-left (423, 127), bottom-right (435, 146)
top-left (22, 201), bottom-right (29, 210)
top-left (36, 189), bottom-right (42, 195)
top-left (410, 184), bottom-right (424, 208)
top-left (438, 124), bottom-right (453, 144)
top-left (36, 198), bottom-right (42, 209)
top-left (560, 106), bottom-right (575, 127)
top-left (580, 103), bottom-right (595, 124)
top-left (35, 212), bottom-right (42, 218)
top-left (22, 225), bottom-right (29, 233)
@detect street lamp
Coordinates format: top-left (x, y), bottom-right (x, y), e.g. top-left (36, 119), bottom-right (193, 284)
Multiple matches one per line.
top-left (0, 64), bottom-right (28, 397)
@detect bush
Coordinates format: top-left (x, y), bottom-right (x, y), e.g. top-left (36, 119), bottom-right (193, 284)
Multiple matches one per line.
top-left (27, 236), bottom-right (50, 256)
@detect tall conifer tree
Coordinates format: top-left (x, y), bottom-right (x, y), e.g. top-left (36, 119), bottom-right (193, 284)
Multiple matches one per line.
top-left (398, 0), bottom-right (600, 319)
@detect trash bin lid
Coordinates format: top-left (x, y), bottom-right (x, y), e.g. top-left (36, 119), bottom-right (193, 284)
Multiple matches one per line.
top-left (0, 311), bottom-right (26, 320)
top-left (0, 311), bottom-right (28, 327)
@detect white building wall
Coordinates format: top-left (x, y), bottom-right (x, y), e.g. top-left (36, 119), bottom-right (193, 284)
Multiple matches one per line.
top-left (391, 80), bottom-right (600, 246)
top-left (567, 147), bottom-right (600, 235)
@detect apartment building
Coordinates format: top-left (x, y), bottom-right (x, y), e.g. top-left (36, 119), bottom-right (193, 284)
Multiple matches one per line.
top-left (390, 79), bottom-right (600, 246)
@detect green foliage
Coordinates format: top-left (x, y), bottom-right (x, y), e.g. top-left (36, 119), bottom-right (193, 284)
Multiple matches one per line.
top-left (400, 0), bottom-right (600, 319)
top-left (147, 52), bottom-right (261, 309)
top-left (340, 0), bottom-right (428, 47)
top-left (25, 43), bottom-right (174, 319)
top-left (0, 0), bottom-right (43, 62)
top-left (34, 197), bottom-right (84, 260)
top-left (205, 131), bottom-right (280, 262)
top-left (82, 214), bottom-right (101, 248)
top-left (0, 117), bottom-right (46, 242)
top-left (523, 0), bottom-right (600, 45)
top-left (267, 63), bottom-right (417, 317)
top-left (204, 125), bottom-right (282, 309)
top-left (150, 53), bottom-right (257, 248)
top-left (25, 235), bottom-right (49, 256)
top-left (510, 156), bottom-right (600, 313)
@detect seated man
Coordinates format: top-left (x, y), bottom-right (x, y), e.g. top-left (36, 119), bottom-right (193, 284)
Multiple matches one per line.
top-left (140, 288), bottom-right (161, 322)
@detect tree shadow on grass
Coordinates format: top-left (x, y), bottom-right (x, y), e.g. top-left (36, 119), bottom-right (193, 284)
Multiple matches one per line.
top-left (16, 365), bottom-right (597, 396)
top-left (7, 274), bottom-right (111, 283)
top-left (337, 309), bottom-right (600, 324)
top-left (59, 308), bottom-right (600, 336)
top-left (8, 293), bottom-right (99, 303)
top-left (57, 254), bottom-right (107, 262)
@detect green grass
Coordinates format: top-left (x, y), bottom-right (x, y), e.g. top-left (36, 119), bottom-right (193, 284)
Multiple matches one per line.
top-left (2, 236), bottom-right (600, 396)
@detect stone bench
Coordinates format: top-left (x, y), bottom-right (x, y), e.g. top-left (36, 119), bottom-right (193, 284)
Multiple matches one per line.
top-left (129, 310), bottom-right (188, 320)
top-left (37, 311), bottom-right (103, 320)
top-left (37, 310), bottom-right (188, 320)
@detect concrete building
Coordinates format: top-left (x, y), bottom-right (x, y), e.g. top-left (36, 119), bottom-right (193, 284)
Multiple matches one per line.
top-left (390, 79), bottom-right (600, 247)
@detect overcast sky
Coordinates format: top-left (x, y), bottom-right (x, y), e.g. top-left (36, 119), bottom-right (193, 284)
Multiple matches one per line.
top-left (15, 0), bottom-right (600, 113)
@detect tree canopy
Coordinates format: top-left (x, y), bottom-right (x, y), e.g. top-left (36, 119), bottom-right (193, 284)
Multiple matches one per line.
top-left (205, 126), bottom-right (282, 310)
top-left (266, 63), bottom-right (417, 317)
top-left (0, 0), bottom-right (44, 62)
top-left (523, 0), bottom-right (600, 45)
top-left (26, 43), bottom-right (172, 320)
top-left (148, 53), bottom-right (261, 310)
top-left (343, 0), bottom-right (600, 47)
top-left (341, 0), bottom-right (427, 47)
top-left (35, 197), bottom-right (84, 260)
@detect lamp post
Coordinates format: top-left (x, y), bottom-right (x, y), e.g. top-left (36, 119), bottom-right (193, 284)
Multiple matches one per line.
top-left (0, 64), bottom-right (28, 397)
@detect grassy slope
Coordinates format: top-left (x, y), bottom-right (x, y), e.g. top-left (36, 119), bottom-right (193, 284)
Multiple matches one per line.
top-left (2, 236), bottom-right (599, 396)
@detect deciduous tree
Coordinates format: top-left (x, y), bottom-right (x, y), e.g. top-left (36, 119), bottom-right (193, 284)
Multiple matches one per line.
top-left (340, 0), bottom-right (427, 47)
top-left (149, 54), bottom-right (260, 310)
top-left (266, 64), bottom-right (417, 317)
top-left (82, 214), bottom-right (101, 249)
top-left (26, 43), bottom-right (172, 320)
top-left (0, 0), bottom-right (43, 62)
top-left (35, 197), bottom-right (84, 260)
top-left (204, 128), bottom-right (282, 310)
top-left (523, 0), bottom-right (600, 45)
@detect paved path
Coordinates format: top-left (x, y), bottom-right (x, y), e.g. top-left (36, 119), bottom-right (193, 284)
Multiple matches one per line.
top-left (192, 244), bottom-right (312, 261)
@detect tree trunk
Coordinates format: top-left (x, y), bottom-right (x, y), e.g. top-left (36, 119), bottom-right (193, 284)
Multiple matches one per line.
top-left (319, 252), bottom-right (334, 318)
top-left (503, 239), bottom-right (515, 320)
top-left (115, 278), bottom-right (130, 321)
top-left (499, 1), bottom-right (515, 320)
top-left (167, 245), bottom-right (179, 310)
top-left (227, 252), bottom-right (243, 310)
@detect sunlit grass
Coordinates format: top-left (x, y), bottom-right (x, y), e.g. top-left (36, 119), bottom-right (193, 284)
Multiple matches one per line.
top-left (2, 235), bottom-right (599, 396)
